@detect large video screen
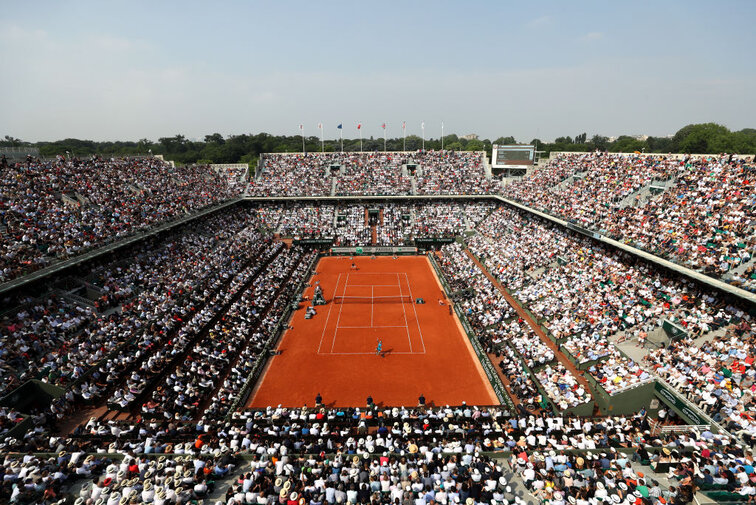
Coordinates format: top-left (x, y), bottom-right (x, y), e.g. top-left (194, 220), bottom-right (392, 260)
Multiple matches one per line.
top-left (494, 146), bottom-right (534, 166)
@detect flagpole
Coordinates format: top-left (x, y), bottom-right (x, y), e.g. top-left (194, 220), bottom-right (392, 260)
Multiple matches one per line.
top-left (359, 123), bottom-right (363, 153)
top-left (300, 124), bottom-right (305, 153)
top-left (340, 128), bottom-right (343, 153)
top-left (319, 124), bottom-right (324, 153)
top-left (384, 123), bottom-right (387, 152)
top-left (441, 122), bottom-right (444, 150)
top-left (403, 122), bottom-right (406, 152)
top-left (421, 122), bottom-right (425, 151)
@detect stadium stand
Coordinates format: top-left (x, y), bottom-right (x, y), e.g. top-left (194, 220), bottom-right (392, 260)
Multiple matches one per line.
top-left (0, 155), bottom-right (241, 283)
top-left (2, 150), bottom-right (756, 505)
top-left (502, 152), bottom-right (755, 281)
top-left (249, 150), bottom-right (498, 197)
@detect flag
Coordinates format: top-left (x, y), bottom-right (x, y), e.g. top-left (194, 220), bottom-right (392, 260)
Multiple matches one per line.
top-left (382, 123), bottom-right (386, 129)
top-left (402, 121), bottom-right (406, 130)
top-left (421, 122), bottom-right (425, 129)
top-left (337, 124), bottom-right (343, 129)
top-left (357, 123), bottom-right (362, 130)
top-left (318, 123), bottom-right (322, 129)
top-left (299, 124), bottom-right (303, 130)
top-left (441, 121), bottom-right (444, 129)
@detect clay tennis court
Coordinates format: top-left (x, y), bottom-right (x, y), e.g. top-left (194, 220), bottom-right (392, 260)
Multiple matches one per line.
top-left (247, 255), bottom-right (498, 408)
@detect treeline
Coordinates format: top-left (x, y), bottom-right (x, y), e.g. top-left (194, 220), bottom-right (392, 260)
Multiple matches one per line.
top-left (2, 123), bottom-right (754, 166)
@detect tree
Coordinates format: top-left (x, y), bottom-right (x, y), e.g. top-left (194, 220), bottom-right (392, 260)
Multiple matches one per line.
top-left (5, 122), bottom-right (755, 164)
top-left (465, 139), bottom-right (485, 151)
top-left (646, 136), bottom-right (672, 153)
top-left (610, 136), bottom-right (646, 153)
top-left (674, 123), bottom-right (730, 153)
top-left (159, 135), bottom-right (188, 153)
top-left (1, 135), bottom-right (24, 147)
top-left (493, 136), bottom-right (516, 145)
top-left (590, 135), bottom-right (609, 150)
top-left (204, 133), bottom-right (225, 144)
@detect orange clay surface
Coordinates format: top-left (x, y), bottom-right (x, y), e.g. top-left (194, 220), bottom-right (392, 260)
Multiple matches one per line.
top-left (247, 255), bottom-right (498, 408)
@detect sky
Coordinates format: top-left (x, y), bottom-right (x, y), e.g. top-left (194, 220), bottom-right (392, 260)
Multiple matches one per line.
top-left (1, 0), bottom-right (755, 143)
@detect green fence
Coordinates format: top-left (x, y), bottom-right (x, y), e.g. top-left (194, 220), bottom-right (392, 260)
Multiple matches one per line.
top-left (654, 381), bottom-right (712, 428)
top-left (661, 319), bottom-right (688, 340)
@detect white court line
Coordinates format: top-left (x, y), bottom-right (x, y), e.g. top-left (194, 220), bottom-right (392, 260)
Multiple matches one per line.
top-left (396, 273), bottom-right (413, 353)
top-left (404, 272), bottom-right (427, 353)
top-left (343, 272), bottom-right (407, 275)
top-left (330, 273), bottom-right (350, 353)
top-left (345, 284), bottom-right (400, 287)
top-left (317, 351), bottom-right (425, 355)
top-left (370, 286), bottom-right (374, 327)
top-left (337, 325), bottom-right (407, 329)
top-left (316, 273), bottom-right (342, 354)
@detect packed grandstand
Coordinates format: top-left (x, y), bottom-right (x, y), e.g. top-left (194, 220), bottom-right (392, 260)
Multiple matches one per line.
top-left (0, 149), bottom-right (754, 505)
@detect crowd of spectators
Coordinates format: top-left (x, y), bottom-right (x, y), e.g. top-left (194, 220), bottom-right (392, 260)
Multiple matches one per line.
top-left (467, 204), bottom-right (754, 408)
top-left (534, 363), bottom-right (592, 412)
top-left (377, 205), bottom-right (414, 245)
top-left (51, 211), bottom-right (270, 413)
top-left (512, 444), bottom-right (695, 505)
top-left (606, 156), bottom-right (755, 278)
top-left (415, 203), bottom-right (493, 238)
top-left (415, 151), bottom-right (499, 195)
top-left (249, 150), bottom-right (499, 198)
top-left (436, 242), bottom-right (590, 413)
top-left (1, 208), bottom-right (263, 396)
top-left (469, 206), bottom-right (742, 350)
top-left (645, 317), bottom-right (756, 441)
top-left (3, 403), bottom-right (739, 504)
top-left (502, 152), bottom-right (755, 280)
top-left (587, 348), bottom-right (653, 396)
top-left (437, 242), bottom-right (515, 335)
top-left (141, 248), bottom-right (313, 421)
top-left (4, 157), bottom-right (756, 505)
top-left (0, 449), bottom-right (234, 505)
top-left (0, 155), bottom-right (240, 283)
top-left (502, 152), bottom-right (680, 227)
top-left (0, 296), bottom-right (94, 395)
top-left (247, 154), bottom-right (332, 197)
top-left (336, 153), bottom-right (412, 196)
top-left (251, 202), bottom-right (494, 247)
top-left (729, 263), bottom-right (756, 293)
top-left (494, 345), bottom-right (544, 411)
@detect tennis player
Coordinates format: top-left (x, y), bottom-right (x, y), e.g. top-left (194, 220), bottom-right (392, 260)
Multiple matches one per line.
top-left (375, 338), bottom-right (383, 356)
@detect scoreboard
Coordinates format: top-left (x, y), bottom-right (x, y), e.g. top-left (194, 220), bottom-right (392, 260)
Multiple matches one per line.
top-left (492, 144), bottom-right (535, 168)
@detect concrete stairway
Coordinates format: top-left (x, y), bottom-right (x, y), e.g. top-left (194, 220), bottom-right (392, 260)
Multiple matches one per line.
top-left (724, 254), bottom-right (756, 281)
